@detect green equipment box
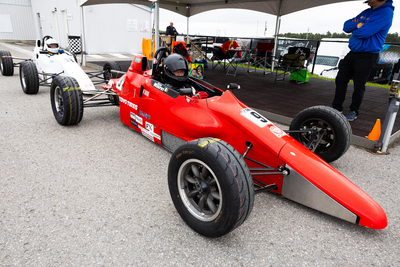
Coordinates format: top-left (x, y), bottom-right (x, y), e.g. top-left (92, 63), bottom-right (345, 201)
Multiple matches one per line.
top-left (290, 70), bottom-right (310, 83)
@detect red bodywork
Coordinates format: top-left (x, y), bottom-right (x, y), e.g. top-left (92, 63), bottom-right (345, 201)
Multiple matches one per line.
top-left (107, 55), bottom-right (387, 230)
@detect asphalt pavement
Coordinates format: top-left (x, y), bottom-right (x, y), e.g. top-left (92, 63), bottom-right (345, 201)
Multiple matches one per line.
top-left (1, 42), bottom-right (400, 266)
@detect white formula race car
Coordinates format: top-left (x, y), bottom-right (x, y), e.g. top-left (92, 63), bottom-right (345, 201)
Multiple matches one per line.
top-left (0, 35), bottom-right (121, 96)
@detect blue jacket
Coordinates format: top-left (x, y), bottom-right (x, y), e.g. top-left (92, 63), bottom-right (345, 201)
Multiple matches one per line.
top-left (344, 0), bottom-right (394, 53)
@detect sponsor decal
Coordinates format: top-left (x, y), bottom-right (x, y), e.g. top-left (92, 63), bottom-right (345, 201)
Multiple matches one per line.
top-left (146, 121), bottom-right (154, 133)
top-left (139, 110), bottom-right (150, 120)
top-left (139, 125), bottom-right (160, 141)
top-left (150, 80), bottom-right (179, 98)
top-left (64, 58), bottom-right (74, 63)
top-left (135, 57), bottom-right (141, 63)
top-left (120, 97), bottom-right (138, 110)
top-left (143, 89), bottom-right (149, 97)
top-left (198, 138), bottom-right (221, 148)
top-left (130, 118), bottom-right (138, 128)
top-left (140, 127), bottom-right (154, 142)
top-left (240, 108), bottom-right (271, 128)
top-left (130, 112), bottom-right (143, 125)
top-left (153, 81), bottom-right (169, 93)
top-left (270, 125), bottom-right (287, 138)
top-left (136, 115), bottom-right (143, 125)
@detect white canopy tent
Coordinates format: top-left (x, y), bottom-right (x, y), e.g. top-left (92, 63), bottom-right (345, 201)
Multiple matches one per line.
top-left (79, 0), bottom-right (361, 65)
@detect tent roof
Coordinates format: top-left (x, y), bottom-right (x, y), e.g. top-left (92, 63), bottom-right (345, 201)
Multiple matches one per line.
top-left (80, 0), bottom-right (362, 17)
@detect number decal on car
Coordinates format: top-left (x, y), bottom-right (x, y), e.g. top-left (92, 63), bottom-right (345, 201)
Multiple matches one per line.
top-left (240, 108), bottom-right (271, 128)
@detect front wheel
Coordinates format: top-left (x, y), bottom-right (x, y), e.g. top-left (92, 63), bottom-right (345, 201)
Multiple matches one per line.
top-left (0, 50), bottom-right (14, 76)
top-left (103, 61), bottom-right (121, 81)
top-left (50, 76), bottom-right (83, 125)
top-left (289, 105), bottom-right (352, 163)
top-left (19, 61), bottom-right (39, 94)
top-left (168, 138), bottom-right (254, 237)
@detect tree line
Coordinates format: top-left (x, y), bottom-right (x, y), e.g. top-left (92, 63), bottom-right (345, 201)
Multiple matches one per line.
top-left (278, 32), bottom-right (400, 43)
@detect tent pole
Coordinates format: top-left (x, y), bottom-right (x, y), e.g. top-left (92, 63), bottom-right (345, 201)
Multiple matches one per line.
top-left (155, 0), bottom-right (159, 50)
top-left (80, 6), bottom-right (86, 66)
top-left (187, 16), bottom-right (189, 42)
top-left (186, 5), bottom-right (190, 45)
top-left (272, 0), bottom-right (283, 72)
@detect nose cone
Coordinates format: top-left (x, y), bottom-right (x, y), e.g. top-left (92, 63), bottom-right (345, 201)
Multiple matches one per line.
top-left (358, 204), bottom-right (388, 229)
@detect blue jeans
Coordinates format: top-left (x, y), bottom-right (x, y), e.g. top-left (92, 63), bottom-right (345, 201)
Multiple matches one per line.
top-left (332, 51), bottom-right (379, 114)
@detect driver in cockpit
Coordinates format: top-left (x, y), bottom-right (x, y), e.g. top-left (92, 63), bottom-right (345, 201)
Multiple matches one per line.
top-left (159, 53), bottom-right (208, 99)
top-left (160, 53), bottom-right (190, 91)
top-left (44, 38), bottom-right (65, 56)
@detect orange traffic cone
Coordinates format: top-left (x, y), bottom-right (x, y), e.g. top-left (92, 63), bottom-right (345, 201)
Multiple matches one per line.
top-left (366, 119), bottom-right (381, 141)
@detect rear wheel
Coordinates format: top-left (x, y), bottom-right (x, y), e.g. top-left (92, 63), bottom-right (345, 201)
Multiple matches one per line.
top-left (19, 61), bottom-right (39, 94)
top-left (168, 138), bottom-right (254, 237)
top-left (103, 61), bottom-right (121, 81)
top-left (50, 76), bottom-right (83, 125)
top-left (289, 105), bottom-right (351, 163)
top-left (0, 50), bottom-right (14, 76)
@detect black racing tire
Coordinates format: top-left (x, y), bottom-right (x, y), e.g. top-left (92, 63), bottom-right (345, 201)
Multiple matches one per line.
top-left (108, 94), bottom-right (119, 106)
top-left (289, 105), bottom-right (352, 163)
top-left (103, 61), bottom-right (121, 81)
top-left (168, 138), bottom-right (254, 237)
top-left (0, 50), bottom-right (14, 76)
top-left (19, 61), bottom-right (39, 94)
top-left (50, 76), bottom-right (84, 126)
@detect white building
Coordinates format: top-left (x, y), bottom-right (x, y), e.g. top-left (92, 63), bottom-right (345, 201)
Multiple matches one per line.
top-left (0, 0), bottom-right (36, 41)
top-left (0, 0), bottom-right (152, 54)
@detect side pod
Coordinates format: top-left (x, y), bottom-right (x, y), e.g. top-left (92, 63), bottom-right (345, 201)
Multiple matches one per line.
top-left (279, 141), bottom-right (388, 229)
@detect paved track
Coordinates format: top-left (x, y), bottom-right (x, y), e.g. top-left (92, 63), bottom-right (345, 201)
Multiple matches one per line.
top-left (1, 42), bottom-right (400, 266)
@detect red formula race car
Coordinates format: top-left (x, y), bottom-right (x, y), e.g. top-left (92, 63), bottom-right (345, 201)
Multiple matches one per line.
top-left (50, 47), bottom-right (387, 237)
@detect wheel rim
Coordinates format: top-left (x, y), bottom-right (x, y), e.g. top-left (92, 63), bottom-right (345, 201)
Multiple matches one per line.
top-left (54, 86), bottom-right (64, 116)
top-left (21, 67), bottom-right (26, 88)
top-left (298, 118), bottom-right (335, 153)
top-left (0, 61), bottom-right (3, 73)
top-left (177, 159), bottom-right (222, 222)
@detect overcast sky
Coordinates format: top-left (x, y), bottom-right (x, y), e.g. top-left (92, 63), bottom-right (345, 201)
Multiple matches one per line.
top-left (158, 1), bottom-right (399, 38)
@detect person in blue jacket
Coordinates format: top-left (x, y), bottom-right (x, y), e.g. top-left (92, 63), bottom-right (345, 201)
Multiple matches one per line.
top-left (331, 0), bottom-right (394, 121)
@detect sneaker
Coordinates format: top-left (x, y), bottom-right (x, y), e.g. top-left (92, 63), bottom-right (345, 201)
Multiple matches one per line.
top-left (345, 111), bottom-right (357, 121)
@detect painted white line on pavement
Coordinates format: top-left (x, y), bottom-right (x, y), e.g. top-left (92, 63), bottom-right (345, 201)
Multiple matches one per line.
top-left (87, 54), bottom-right (105, 59)
top-left (109, 53), bottom-right (129, 59)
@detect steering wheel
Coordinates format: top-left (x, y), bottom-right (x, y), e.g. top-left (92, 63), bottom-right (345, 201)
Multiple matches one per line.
top-left (152, 47), bottom-right (170, 79)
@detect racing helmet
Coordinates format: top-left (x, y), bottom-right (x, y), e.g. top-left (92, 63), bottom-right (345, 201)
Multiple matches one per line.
top-left (45, 38), bottom-right (60, 53)
top-left (162, 53), bottom-right (189, 88)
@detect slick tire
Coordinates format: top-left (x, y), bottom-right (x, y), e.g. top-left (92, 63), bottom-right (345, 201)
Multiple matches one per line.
top-left (50, 76), bottom-right (84, 126)
top-left (103, 61), bottom-right (122, 81)
top-left (19, 61), bottom-right (39, 94)
top-left (0, 50), bottom-right (14, 76)
top-left (289, 105), bottom-right (352, 163)
top-left (168, 138), bottom-right (254, 237)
